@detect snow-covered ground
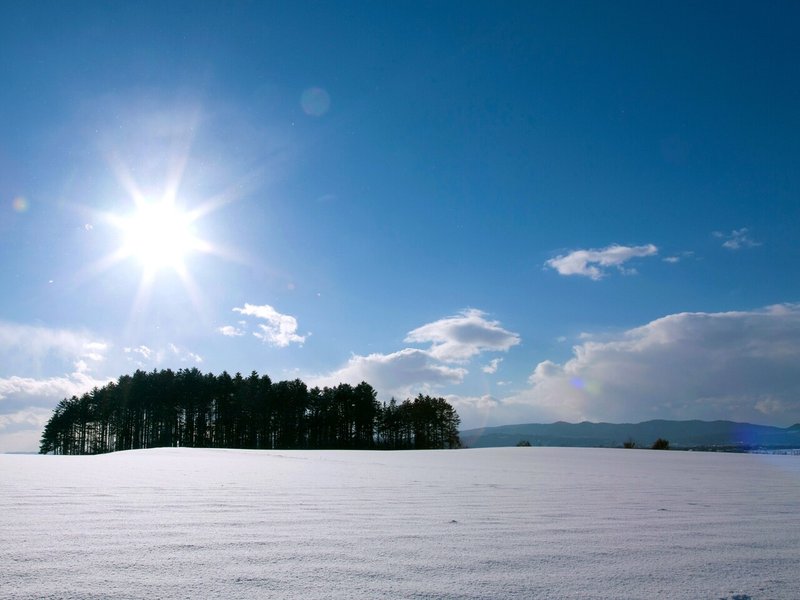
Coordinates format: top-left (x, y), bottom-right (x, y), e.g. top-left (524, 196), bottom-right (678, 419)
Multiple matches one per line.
top-left (2, 448), bottom-right (798, 599)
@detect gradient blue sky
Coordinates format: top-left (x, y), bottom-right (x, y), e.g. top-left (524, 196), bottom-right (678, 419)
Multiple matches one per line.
top-left (2, 1), bottom-right (799, 451)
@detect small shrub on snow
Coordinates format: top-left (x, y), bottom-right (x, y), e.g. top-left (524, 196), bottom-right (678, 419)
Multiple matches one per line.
top-left (651, 438), bottom-right (670, 450)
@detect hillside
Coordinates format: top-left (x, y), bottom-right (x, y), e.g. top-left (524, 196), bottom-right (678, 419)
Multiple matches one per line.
top-left (460, 419), bottom-right (800, 450)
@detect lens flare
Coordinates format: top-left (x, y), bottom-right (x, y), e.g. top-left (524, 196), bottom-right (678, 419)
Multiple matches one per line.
top-left (570, 377), bottom-right (602, 395)
top-left (12, 197), bottom-right (28, 212)
top-left (301, 87), bottom-right (331, 116)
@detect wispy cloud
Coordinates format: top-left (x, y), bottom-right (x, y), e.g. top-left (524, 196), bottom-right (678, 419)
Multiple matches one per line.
top-left (169, 343), bottom-right (203, 364)
top-left (233, 303), bottom-right (307, 347)
top-left (405, 309), bottom-right (520, 363)
top-left (713, 228), bottom-right (760, 250)
top-left (482, 358), bottom-right (503, 374)
top-left (185, 352), bottom-right (203, 364)
top-left (124, 345), bottom-right (153, 359)
top-left (122, 343), bottom-right (203, 367)
top-left (545, 244), bottom-right (658, 280)
top-left (663, 251), bottom-right (694, 264)
top-left (0, 321), bottom-right (108, 371)
top-left (218, 325), bottom-right (245, 337)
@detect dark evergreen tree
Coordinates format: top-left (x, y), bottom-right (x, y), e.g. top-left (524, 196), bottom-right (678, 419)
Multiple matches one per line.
top-left (38, 369), bottom-right (461, 454)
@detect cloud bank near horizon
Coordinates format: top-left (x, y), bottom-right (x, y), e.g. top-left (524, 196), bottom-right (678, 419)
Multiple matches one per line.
top-left (0, 322), bottom-right (207, 453)
top-left (4, 304), bottom-right (800, 451)
top-left (455, 304), bottom-right (800, 429)
top-left (0, 322), bottom-right (114, 452)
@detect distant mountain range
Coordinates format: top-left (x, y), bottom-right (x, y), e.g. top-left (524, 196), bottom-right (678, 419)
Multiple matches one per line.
top-left (460, 420), bottom-right (800, 450)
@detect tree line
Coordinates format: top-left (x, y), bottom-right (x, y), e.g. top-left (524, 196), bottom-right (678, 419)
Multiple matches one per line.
top-left (39, 368), bottom-right (461, 455)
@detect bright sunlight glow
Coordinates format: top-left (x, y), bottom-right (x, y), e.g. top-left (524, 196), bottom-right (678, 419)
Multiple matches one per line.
top-left (119, 202), bottom-right (198, 271)
top-left (80, 130), bottom-right (243, 324)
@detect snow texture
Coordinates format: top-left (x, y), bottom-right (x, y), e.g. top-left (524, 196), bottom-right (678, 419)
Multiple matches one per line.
top-left (2, 447), bottom-right (799, 599)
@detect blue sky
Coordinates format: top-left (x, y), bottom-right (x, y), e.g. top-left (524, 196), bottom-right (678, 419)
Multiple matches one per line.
top-left (2, 1), bottom-right (799, 451)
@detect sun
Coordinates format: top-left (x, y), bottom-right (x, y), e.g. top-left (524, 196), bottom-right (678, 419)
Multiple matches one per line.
top-left (94, 195), bottom-right (216, 320)
top-left (78, 122), bottom-right (248, 321)
top-left (118, 201), bottom-right (199, 273)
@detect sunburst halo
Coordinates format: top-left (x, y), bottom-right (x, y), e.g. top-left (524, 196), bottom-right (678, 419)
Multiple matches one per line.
top-left (115, 200), bottom-right (204, 273)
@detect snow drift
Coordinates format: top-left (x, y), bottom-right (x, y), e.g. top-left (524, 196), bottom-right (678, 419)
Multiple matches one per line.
top-left (2, 447), bottom-right (798, 599)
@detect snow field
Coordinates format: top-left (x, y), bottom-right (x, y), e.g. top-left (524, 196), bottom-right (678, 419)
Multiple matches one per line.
top-left (2, 447), bottom-right (799, 599)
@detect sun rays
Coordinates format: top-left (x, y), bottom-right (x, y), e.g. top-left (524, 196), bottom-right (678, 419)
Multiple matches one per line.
top-left (78, 132), bottom-right (240, 327)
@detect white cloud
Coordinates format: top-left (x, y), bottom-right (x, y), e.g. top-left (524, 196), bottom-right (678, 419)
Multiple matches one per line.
top-left (662, 250), bottom-right (694, 264)
top-left (185, 352), bottom-right (203, 364)
top-left (446, 392), bottom-right (565, 430)
top-left (313, 309), bottom-right (518, 402)
top-left (663, 250), bottom-right (694, 264)
top-left (121, 343), bottom-right (202, 367)
top-left (233, 303), bottom-right (306, 347)
top-left (0, 371), bottom-right (114, 452)
top-left (500, 304), bottom-right (800, 426)
top-left (0, 329), bottom-right (204, 451)
top-left (482, 358), bottom-right (503, 374)
top-left (218, 325), bottom-right (245, 337)
top-left (0, 322), bottom-right (111, 410)
top-left (0, 407), bottom-right (53, 432)
top-left (0, 371), bottom-right (113, 408)
top-left (0, 322), bottom-right (115, 452)
top-left (124, 345), bottom-right (152, 359)
top-left (0, 322), bottom-right (108, 373)
top-left (714, 228), bottom-right (760, 250)
top-left (312, 348), bottom-right (467, 400)
top-left (404, 309), bottom-right (520, 363)
top-left (0, 408), bottom-right (56, 453)
top-left (445, 394), bottom-right (501, 428)
top-left (545, 244), bottom-right (658, 280)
